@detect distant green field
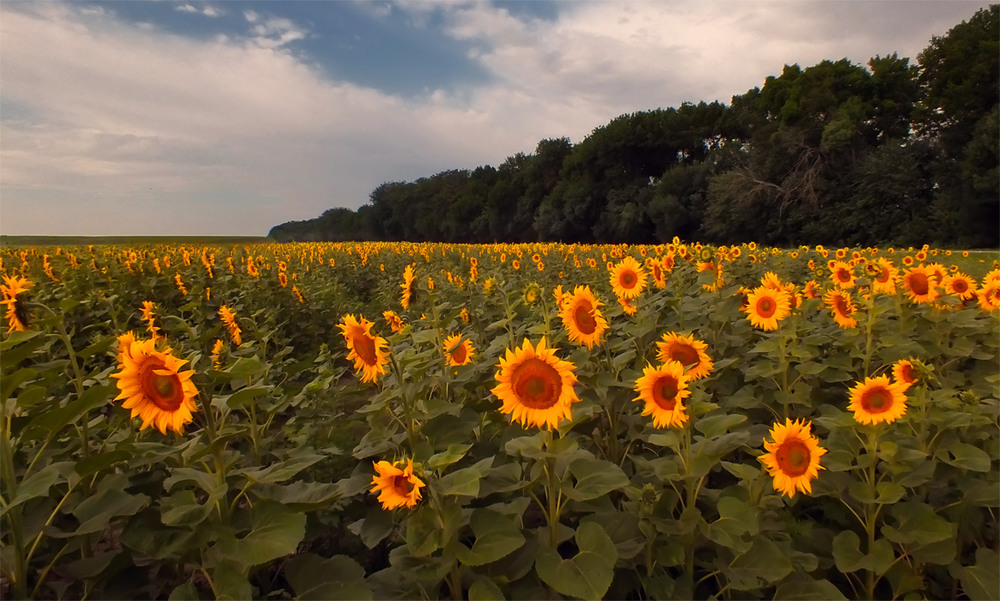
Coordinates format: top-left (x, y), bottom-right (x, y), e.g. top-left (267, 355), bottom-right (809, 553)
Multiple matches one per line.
top-left (0, 235), bottom-right (270, 246)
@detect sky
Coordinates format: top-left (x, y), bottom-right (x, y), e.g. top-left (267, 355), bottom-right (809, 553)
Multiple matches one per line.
top-left (0, 0), bottom-right (991, 237)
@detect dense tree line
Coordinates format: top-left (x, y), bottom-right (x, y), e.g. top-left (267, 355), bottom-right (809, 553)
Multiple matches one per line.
top-left (270, 7), bottom-right (998, 247)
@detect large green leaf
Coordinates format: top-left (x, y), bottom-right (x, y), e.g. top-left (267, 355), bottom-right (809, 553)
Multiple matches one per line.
top-left (563, 456), bottom-right (628, 501)
top-left (535, 522), bottom-right (617, 600)
top-left (724, 536), bottom-right (793, 590)
top-left (212, 501), bottom-right (306, 570)
top-left (959, 548), bottom-right (1000, 601)
top-left (456, 509), bottom-right (526, 567)
top-left (285, 553), bottom-right (372, 600)
top-left (937, 443), bottom-right (993, 472)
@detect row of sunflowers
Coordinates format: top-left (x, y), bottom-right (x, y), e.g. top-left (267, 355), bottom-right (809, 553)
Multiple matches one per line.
top-left (1, 240), bottom-right (997, 600)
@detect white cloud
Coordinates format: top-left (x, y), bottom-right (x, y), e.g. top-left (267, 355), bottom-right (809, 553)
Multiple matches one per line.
top-left (176, 3), bottom-right (223, 18)
top-left (0, 0), bottom-right (991, 236)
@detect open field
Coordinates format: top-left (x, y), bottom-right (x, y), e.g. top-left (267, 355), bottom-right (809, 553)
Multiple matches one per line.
top-left (1, 240), bottom-right (998, 600)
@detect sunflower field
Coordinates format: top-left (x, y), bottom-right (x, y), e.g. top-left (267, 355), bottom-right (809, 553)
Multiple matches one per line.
top-left (1, 240), bottom-right (998, 600)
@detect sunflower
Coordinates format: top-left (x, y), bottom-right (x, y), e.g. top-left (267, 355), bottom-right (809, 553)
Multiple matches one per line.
top-left (560, 285), bottom-right (608, 349)
top-left (400, 264), bottom-right (415, 309)
top-left (618, 295), bottom-right (638, 316)
top-left (609, 256), bottom-right (647, 300)
top-left (370, 458), bottom-right (425, 510)
top-left (210, 338), bottom-right (225, 369)
top-left (383, 310), bottom-right (405, 333)
top-left (978, 282), bottom-right (1000, 312)
top-left (552, 285), bottom-right (567, 311)
top-left (830, 261), bottom-right (856, 289)
top-left (338, 314), bottom-right (390, 384)
top-left (491, 337), bottom-right (579, 430)
top-left (111, 338), bottom-right (199, 435)
top-left (649, 260), bottom-right (666, 289)
top-left (944, 273), bottom-right (976, 301)
top-left (891, 359), bottom-right (918, 390)
top-left (218, 305), bottom-right (242, 346)
top-left (870, 258), bottom-right (898, 295)
top-left (823, 289), bottom-right (857, 329)
top-left (656, 332), bottom-right (713, 380)
top-left (443, 333), bottom-right (475, 366)
top-left (760, 418), bottom-right (827, 498)
top-left (632, 361), bottom-right (690, 429)
top-left (523, 282), bottom-right (541, 305)
top-left (140, 300), bottom-right (160, 339)
top-left (847, 375), bottom-right (909, 426)
top-left (744, 286), bottom-right (791, 331)
top-left (116, 331), bottom-right (137, 368)
top-left (1, 274), bottom-right (32, 332)
top-left (901, 266), bottom-right (940, 304)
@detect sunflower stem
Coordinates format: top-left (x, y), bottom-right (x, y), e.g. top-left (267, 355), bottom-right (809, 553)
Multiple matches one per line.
top-left (862, 293), bottom-right (877, 378)
top-left (863, 426), bottom-right (881, 600)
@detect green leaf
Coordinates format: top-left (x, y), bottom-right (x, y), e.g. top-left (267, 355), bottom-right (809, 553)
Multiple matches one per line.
top-left (168, 583), bottom-right (201, 601)
top-left (457, 509), bottom-right (526, 567)
top-left (832, 531), bottom-right (865, 573)
top-left (239, 450), bottom-right (325, 485)
top-left (213, 501), bottom-right (306, 570)
top-left (160, 490), bottom-right (216, 527)
top-left (224, 386), bottom-right (270, 409)
top-left (435, 458), bottom-right (492, 497)
top-left (564, 456), bottom-right (628, 501)
top-left (253, 481), bottom-right (342, 509)
top-left (725, 536), bottom-right (794, 590)
top-left (468, 578), bottom-right (505, 601)
top-left (211, 560), bottom-right (252, 600)
top-left (704, 496), bottom-right (758, 553)
top-left (959, 548), bottom-right (1000, 601)
top-left (24, 383), bottom-right (115, 437)
top-left (882, 502), bottom-right (956, 546)
top-left (225, 357), bottom-right (266, 378)
top-left (428, 443), bottom-right (473, 470)
top-left (535, 522), bottom-right (617, 600)
top-left (774, 576), bottom-right (848, 600)
top-left (68, 481), bottom-right (148, 536)
top-left (349, 507), bottom-right (395, 549)
top-left (4, 462), bottom-right (71, 511)
top-left (405, 504), bottom-right (440, 557)
top-left (937, 443), bottom-right (993, 472)
top-left (285, 553), bottom-right (372, 601)
top-left (694, 413), bottom-right (747, 438)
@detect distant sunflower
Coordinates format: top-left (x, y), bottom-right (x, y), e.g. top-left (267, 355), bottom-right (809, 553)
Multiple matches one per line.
top-left (560, 285), bottom-right (608, 350)
top-left (492, 337), bottom-right (579, 430)
top-left (370, 458), bottom-right (425, 510)
top-left (901, 266), bottom-right (940, 304)
top-left (1, 274), bottom-right (32, 332)
top-left (760, 418), bottom-right (826, 498)
top-left (400, 265), bottom-right (415, 309)
top-left (649, 260), bottom-right (666, 289)
top-left (891, 358), bottom-right (918, 390)
top-left (632, 361), bottom-right (690, 429)
top-left (111, 338), bottom-right (199, 435)
top-left (830, 261), bottom-right (856, 289)
top-left (443, 333), bottom-right (475, 366)
top-left (338, 314), bottom-right (390, 383)
top-left (383, 310), bottom-right (405, 333)
top-left (745, 286), bottom-right (791, 331)
top-left (823, 289), bottom-right (857, 329)
top-left (218, 305), bottom-right (242, 346)
top-left (609, 256), bottom-right (647, 300)
top-left (656, 332), bottom-right (713, 380)
top-left (847, 375), bottom-right (909, 426)
top-left (618, 295), bottom-right (638, 316)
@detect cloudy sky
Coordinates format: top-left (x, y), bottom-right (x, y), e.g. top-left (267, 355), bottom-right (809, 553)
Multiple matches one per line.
top-left (0, 0), bottom-right (990, 236)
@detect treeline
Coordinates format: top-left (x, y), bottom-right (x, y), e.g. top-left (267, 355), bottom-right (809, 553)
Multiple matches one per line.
top-left (269, 7), bottom-right (999, 247)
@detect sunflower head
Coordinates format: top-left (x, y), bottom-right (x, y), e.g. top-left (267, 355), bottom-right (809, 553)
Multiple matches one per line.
top-left (760, 418), bottom-right (826, 498)
top-left (370, 458), bottom-right (425, 510)
top-left (655, 332), bottom-right (713, 380)
top-left (560, 285), bottom-right (608, 350)
top-left (823, 289), bottom-right (857, 329)
top-left (491, 337), bottom-right (579, 430)
top-left (443, 333), bottom-right (475, 366)
top-left (744, 286), bottom-right (792, 331)
top-left (891, 359), bottom-right (920, 390)
top-left (609, 256), bottom-right (647, 299)
top-left (400, 264), bottom-right (416, 309)
top-left (847, 375), bottom-right (909, 426)
top-left (902, 266), bottom-right (940, 304)
top-left (633, 361), bottom-right (690, 429)
top-left (338, 314), bottom-right (390, 384)
top-left (110, 337), bottom-right (199, 435)
top-left (523, 282), bottom-right (541, 305)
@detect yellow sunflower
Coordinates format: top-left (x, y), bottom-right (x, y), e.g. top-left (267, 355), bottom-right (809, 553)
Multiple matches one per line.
top-left (823, 289), bottom-right (858, 329)
top-left (891, 359), bottom-right (918, 390)
top-left (901, 265), bottom-right (940, 304)
top-left (760, 418), bottom-right (827, 498)
top-left (443, 333), bottom-right (475, 366)
top-left (847, 375), bottom-right (909, 426)
top-left (560, 285), bottom-right (609, 349)
top-left (830, 260), bottom-right (856, 289)
top-left (609, 256), bottom-right (647, 300)
top-left (370, 458), bottom-right (425, 510)
top-left (745, 286), bottom-right (791, 331)
top-left (383, 309), bottom-right (405, 333)
top-left (655, 332), bottom-right (713, 380)
top-left (218, 305), bottom-right (242, 346)
top-left (978, 282), bottom-right (1000, 312)
top-left (111, 338), bottom-right (199, 435)
top-left (338, 314), bottom-right (390, 383)
top-left (491, 337), bottom-right (579, 430)
top-left (869, 257), bottom-right (898, 295)
top-left (1, 274), bottom-right (32, 332)
top-left (116, 331), bottom-right (137, 368)
top-left (633, 361), bottom-right (690, 428)
top-left (400, 264), bottom-right (415, 309)
top-left (944, 273), bottom-right (976, 301)
top-left (618, 295), bottom-right (638, 316)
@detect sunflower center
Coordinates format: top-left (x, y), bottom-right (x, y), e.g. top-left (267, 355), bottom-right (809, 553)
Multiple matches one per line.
top-left (756, 296), bottom-right (777, 318)
top-left (833, 295), bottom-right (851, 315)
top-left (140, 363), bottom-right (184, 411)
top-left (652, 375), bottom-right (680, 411)
top-left (392, 474), bottom-right (415, 495)
top-left (899, 364), bottom-right (915, 383)
top-left (836, 268), bottom-right (851, 282)
top-left (776, 439), bottom-right (811, 477)
top-left (876, 268), bottom-right (891, 283)
top-left (512, 358), bottom-right (562, 410)
top-left (670, 344), bottom-right (699, 367)
top-left (909, 273), bottom-right (929, 295)
top-left (573, 303), bottom-right (597, 335)
top-left (450, 343), bottom-right (468, 364)
top-left (952, 279), bottom-right (968, 293)
top-left (620, 271), bottom-right (637, 288)
top-left (861, 387), bottom-right (892, 414)
top-left (352, 333), bottom-right (378, 366)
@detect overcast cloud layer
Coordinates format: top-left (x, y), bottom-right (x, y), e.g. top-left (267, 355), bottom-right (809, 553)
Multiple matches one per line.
top-left (0, 0), bottom-right (990, 236)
